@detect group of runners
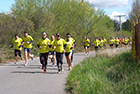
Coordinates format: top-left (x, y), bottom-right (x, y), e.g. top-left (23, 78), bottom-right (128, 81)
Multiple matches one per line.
top-left (11, 31), bottom-right (132, 73)
top-left (11, 31), bottom-right (75, 73)
top-left (83, 36), bottom-right (132, 55)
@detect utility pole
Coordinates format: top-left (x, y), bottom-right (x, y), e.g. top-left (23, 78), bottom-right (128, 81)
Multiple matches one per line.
top-left (114, 15), bottom-right (126, 31)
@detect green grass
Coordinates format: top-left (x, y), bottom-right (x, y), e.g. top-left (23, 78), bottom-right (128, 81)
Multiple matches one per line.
top-left (66, 51), bottom-right (140, 94)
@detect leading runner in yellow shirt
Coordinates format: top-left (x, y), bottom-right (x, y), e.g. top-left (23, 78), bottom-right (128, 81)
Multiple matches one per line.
top-left (11, 34), bottom-right (23, 64)
top-left (37, 32), bottom-right (50, 73)
top-left (52, 33), bottom-right (66, 74)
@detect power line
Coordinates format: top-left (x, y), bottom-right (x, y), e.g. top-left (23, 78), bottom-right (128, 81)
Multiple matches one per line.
top-left (114, 15), bottom-right (126, 31)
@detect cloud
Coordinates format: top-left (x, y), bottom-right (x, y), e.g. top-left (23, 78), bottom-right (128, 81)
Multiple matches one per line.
top-left (86, 0), bottom-right (129, 8)
top-left (108, 11), bottom-right (127, 23)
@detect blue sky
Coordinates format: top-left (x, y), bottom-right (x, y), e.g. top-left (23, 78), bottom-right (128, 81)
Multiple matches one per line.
top-left (0, 0), bottom-right (133, 22)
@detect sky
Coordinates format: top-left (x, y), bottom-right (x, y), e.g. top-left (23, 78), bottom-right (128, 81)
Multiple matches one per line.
top-left (0, 0), bottom-right (133, 23)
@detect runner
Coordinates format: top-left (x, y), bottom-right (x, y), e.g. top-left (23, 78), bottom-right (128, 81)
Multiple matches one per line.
top-left (37, 32), bottom-right (50, 73)
top-left (65, 35), bottom-right (74, 71)
top-left (66, 33), bottom-right (76, 67)
top-left (11, 34), bottom-right (23, 64)
top-left (121, 38), bottom-right (125, 47)
top-left (115, 37), bottom-right (119, 48)
top-left (109, 37), bottom-right (114, 50)
top-left (103, 37), bottom-right (107, 49)
top-left (49, 35), bottom-right (56, 67)
top-left (21, 31), bottom-right (34, 66)
top-left (124, 37), bottom-right (129, 47)
top-left (52, 33), bottom-right (66, 74)
top-left (83, 37), bottom-right (90, 55)
top-left (99, 38), bottom-right (104, 50)
top-left (93, 37), bottom-right (100, 55)
top-left (129, 37), bottom-right (132, 46)
top-left (118, 37), bottom-right (121, 46)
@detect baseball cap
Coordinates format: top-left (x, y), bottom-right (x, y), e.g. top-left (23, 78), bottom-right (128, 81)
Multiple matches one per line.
top-left (56, 33), bottom-right (60, 37)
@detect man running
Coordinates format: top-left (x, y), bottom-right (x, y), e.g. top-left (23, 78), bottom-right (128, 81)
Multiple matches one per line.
top-left (115, 37), bottom-right (119, 48)
top-left (37, 32), bottom-right (50, 73)
top-left (49, 35), bottom-right (56, 67)
top-left (11, 34), bottom-right (23, 64)
top-left (109, 37), bottom-right (114, 50)
top-left (21, 31), bottom-right (34, 66)
top-left (99, 38), bottom-right (104, 50)
top-left (93, 37), bottom-right (100, 55)
top-left (65, 35), bottom-right (74, 71)
top-left (83, 37), bottom-right (90, 55)
top-left (103, 37), bottom-right (107, 49)
top-left (52, 33), bottom-right (66, 74)
top-left (124, 37), bottom-right (129, 47)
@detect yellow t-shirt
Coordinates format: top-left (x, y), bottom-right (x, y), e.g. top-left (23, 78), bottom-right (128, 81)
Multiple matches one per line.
top-left (12, 38), bottom-right (23, 50)
top-left (49, 40), bottom-right (55, 51)
top-left (103, 39), bottom-right (107, 45)
top-left (22, 35), bottom-right (33, 48)
top-left (124, 39), bottom-right (129, 44)
top-left (115, 39), bottom-right (119, 44)
top-left (53, 38), bottom-right (66, 53)
top-left (93, 40), bottom-right (99, 47)
top-left (37, 38), bottom-right (50, 53)
top-left (109, 39), bottom-right (114, 45)
top-left (99, 40), bottom-right (104, 46)
top-left (129, 38), bottom-right (132, 42)
top-left (122, 39), bottom-right (124, 43)
top-left (83, 39), bottom-right (90, 46)
top-left (65, 40), bottom-right (74, 53)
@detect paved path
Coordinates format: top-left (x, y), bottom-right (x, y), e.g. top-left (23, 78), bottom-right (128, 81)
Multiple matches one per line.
top-left (0, 52), bottom-right (96, 94)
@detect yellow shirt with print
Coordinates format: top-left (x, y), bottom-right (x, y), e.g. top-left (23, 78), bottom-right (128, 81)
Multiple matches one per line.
top-left (99, 40), bottom-right (104, 46)
top-left (115, 39), bottom-right (119, 44)
top-left (109, 39), bottom-right (114, 45)
top-left (93, 40), bottom-right (99, 47)
top-left (124, 39), bottom-right (129, 44)
top-left (103, 39), bottom-right (107, 45)
top-left (37, 38), bottom-right (50, 53)
top-left (49, 40), bottom-right (55, 51)
top-left (53, 38), bottom-right (66, 53)
top-left (12, 38), bottom-right (23, 50)
top-left (65, 40), bottom-right (74, 53)
top-left (22, 35), bottom-right (33, 48)
top-left (129, 38), bottom-right (132, 42)
top-left (83, 39), bottom-right (90, 46)
top-left (65, 38), bottom-right (75, 50)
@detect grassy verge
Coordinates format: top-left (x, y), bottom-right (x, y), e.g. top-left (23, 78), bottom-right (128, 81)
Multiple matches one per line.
top-left (66, 51), bottom-right (140, 94)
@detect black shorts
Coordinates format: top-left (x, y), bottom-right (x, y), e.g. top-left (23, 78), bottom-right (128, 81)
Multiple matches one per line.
top-left (49, 51), bottom-right (56, 55)
top-left (110, 44), bottom-right (113, 46)
top-left (95, 46), bottom-right (98, 51)
top-left (14, 49), bottom-right (21, 56)
top-left (115, 44), bottom-right (119, 48)
top-left (124, 43), bottom-right (128, 45)
top-left (24, 48), bottom-right (31, 53)
top-left (65, 51), bottom-right (72, 56)
top-left (84, 45), bottom-right (89, 48)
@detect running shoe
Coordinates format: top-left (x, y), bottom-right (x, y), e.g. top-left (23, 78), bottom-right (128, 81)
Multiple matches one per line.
top-left (21, 57), bottom-right (24, 60)
top-left (42, 66), bottom-right (45, 70)
top-left (52, 63), bottom-right (54, 67)
top-left (57, 69), bottom-right (61, 74)
top-left (24, 62), bottom-right (28, 66)
top-left (61, 66), bottom-right (64, 71)
top-left (31, 54), bottom-right (34, 60)
top-left (15, 60), bottom-right (19, 64)
top-left (71, 62), bottom-right (73, 67)
top-left (44, 70), bottom-right (47, 73)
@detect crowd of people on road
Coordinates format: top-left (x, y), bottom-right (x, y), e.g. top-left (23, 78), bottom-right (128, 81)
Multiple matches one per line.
top-left (83, 36), bottom-right (132, 55)
top-left (11, 31), bottom-right (132, 73)
top-left (11, 31), bottom-right (75, 74)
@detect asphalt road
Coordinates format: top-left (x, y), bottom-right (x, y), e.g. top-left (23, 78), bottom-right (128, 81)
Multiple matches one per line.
top-left (0, 52), bottom-right (96, 94)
